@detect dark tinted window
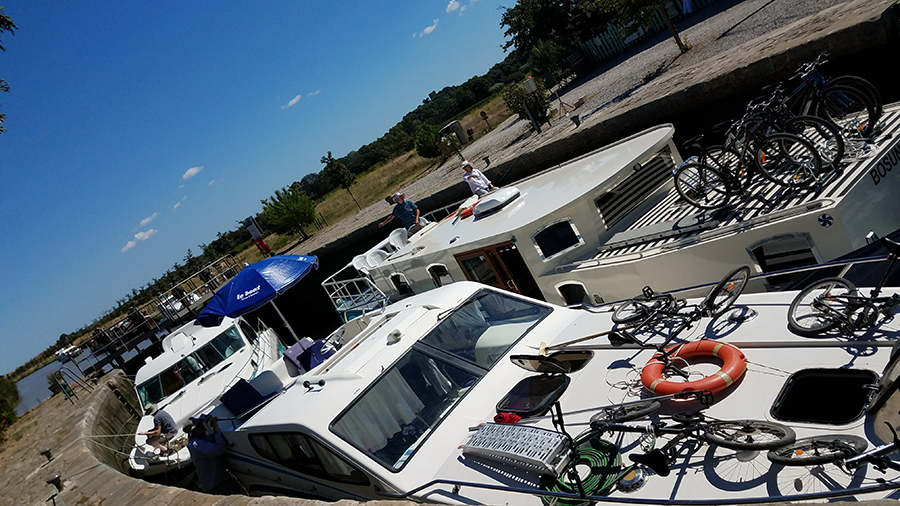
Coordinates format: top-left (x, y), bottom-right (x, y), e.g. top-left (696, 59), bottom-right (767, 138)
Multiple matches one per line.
top-left (534, 221), bottom-right (581, 259)
top-left (249, 432), bottom-right (369, 485)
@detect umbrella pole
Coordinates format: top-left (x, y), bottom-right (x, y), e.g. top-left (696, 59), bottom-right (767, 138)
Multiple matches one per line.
top-left (270, 300), bottom-right (300, 343)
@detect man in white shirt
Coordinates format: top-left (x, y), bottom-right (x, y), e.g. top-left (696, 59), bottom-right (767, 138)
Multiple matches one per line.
top-left (462, 160), bottom-right (496, 196)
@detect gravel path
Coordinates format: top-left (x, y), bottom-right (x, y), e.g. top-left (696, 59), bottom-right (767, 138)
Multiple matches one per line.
top-left (290, 0), bottom-right (855, 256)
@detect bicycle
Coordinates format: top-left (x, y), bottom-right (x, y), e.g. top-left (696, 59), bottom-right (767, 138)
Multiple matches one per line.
top-left (613, 265), bottom-right (751, 324)
top-left (588, 400), bottom-right (795, 477)
top-left (767, 422), bottom-right (899, 475)
top-left (674, 109), bottom-right (823, 210)
top-left (787, 237), bottom-right (900, 337)
top-left (783, 53), bottom-right (881, 139)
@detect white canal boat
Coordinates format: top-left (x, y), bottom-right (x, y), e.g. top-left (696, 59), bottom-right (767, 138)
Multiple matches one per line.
top-left (128, 316), bottom-right (283, 476)
top-left (323, 108), bottom-right (900, 316)
top-left (205, 249), bottom-right (900, 503)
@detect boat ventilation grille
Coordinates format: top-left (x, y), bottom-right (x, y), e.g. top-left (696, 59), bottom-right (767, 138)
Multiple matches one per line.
top-left (461, 422), bottom-right (571, 477)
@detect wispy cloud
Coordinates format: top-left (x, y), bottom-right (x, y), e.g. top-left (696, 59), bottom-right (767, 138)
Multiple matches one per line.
top-left (282, 95), bottom-right (301, 109)
top-left (446, 0), bottom-right (460, 12)
top-left (137, 212), bottom-right (159, 229)
top-left (174, 196), bottom-right (187, 210)
top-left (462, 0), bottom-right (479, 11)
top-left (307, 90), bottom-right (321, 97)
top-left (121, 229), bottom-right (157, 253)
top-left (419, 19), bottom-right (439, 37)
top-left (182, 165), bottom-right (204, 181)
top-left (208, 179), bottom-right (218, 187)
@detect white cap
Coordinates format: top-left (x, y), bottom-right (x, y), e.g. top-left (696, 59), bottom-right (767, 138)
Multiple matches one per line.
top-left (461, 160), bottom-right (470, 168)
top-left (392, 192), bottom-right (403, 203)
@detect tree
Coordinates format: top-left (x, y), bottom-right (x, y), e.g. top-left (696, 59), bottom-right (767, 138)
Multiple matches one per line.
top-left (261, 186), bottom-right (317, 239)
top-left (500, 79), bottom-right (552, 126)
top-left (0, 8), bottom-right (18, 134)
top-left (0, 375), bottom-right (19, 441)
top-left (499, 0), bottom-right (579, 55)
top-left (414, 124), bottom-right (441, 159)
top-left (321, 151), bottom-right (361, 211)
top-left (584, 0), bottom-right (688, 53)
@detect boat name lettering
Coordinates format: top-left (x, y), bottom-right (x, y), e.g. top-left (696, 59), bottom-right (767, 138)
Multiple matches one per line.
top-left (236, 285), bottom-right (261, 301)
top-left (870, 144), bottom-right (900, 186)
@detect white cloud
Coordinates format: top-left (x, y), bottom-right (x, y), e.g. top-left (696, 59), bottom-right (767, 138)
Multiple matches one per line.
top-left (137, 212), bottom-right (159, 228)
top-left (446, 1), bottom-right (460, 12)
top-left (174, 196), bottom-right (187, 210)
top-left (307, 89), bottom-right (321, 97)
top-left (282, 95), bottom-right (301, 109)
top-left (420, 19), bottom-right (439, 36)
top-left (121, 229), bottom-right (157, 253)
top-left (462, 0), bottom-right (478, 11)
top-left (182, 165), bottom-right (204, 181)
top-left (208, 179), bottom-right (218, 187)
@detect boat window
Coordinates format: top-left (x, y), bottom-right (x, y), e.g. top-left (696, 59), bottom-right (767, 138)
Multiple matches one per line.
top-left (458, 254), bottom-right (499, 285)
top-left (194, 342), bottom-right (226, 369)
top-left (420, 290), bottom-right (551, 369)
top-left (136, 377), bottom-right (164, 406)
top-left (239, 320), bottom-right (259, 344)
top-left (771, 368), bottom-right (879, 424)
top-left (428, 264), bottom-right (453, 287)
top-left (390, 273), bottom-right (413, 295)
top-left (331, 349), bottom-right (479, 471)
top-left (531, 219), bottom-right (584, 260)
top-left (249, 432), bottom-right (369, 485)
top-left (749, 234), bottom-right (818, 289)
top-left (210, 326), bottom-right (245, 359)
top-left (558, 282), bottom-right (591, 305)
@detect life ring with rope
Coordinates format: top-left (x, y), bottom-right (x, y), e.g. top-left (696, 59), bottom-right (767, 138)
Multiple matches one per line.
top-left (640, 340), bottom-right (746, 396)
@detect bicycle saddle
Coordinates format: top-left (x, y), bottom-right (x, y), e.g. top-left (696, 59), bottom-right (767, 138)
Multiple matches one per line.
top-left (680, 135), bottom-right (704, 151)
top-left (883, 237), bottom-right (900, 255)
top-left (629, 449), bottom-right (671, 477)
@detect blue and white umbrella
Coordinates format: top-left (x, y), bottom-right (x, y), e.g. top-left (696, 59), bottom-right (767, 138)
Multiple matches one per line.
top-left (196, 255), bottom-right (318, 342)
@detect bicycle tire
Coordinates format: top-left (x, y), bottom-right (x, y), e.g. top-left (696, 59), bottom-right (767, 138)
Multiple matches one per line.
top-left (816, 85), bottom-right (877, 138)
top-left (707, 145), bottom-right (751, 192)
top-left (787, 277), bottom-right (858, 336)
top-left (767, 434), bottom-right (867, 466)
top-left (591, 399), bottom-right (662, 423)
top-left (612, 295), bottom-right (676, 324)
top-left (702, 419), bottom-right (795, 450)
top-left (830, 75), bottom-right (883, 121)
top-left (702, 265), bottom-right (751, 317)
top-left (755, 132), bottom-right (822, 187)
top-left (674, 162), bottom-right (731, 210)
top-left (782, 115), bottom-right (845, 168)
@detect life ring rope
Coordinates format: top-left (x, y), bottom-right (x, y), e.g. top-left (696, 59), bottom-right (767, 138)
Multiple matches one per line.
top-left (640, 340), bottom-right (747, 396)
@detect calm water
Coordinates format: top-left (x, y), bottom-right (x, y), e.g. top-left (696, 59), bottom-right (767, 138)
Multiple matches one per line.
top-left (14, 338), bottom-right (157, 415)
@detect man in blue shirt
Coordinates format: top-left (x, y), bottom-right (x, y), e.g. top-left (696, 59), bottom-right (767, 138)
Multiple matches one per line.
top-left (138, 404), bottom-right (178, 456)
top-left (185, 416), bottom-right (233, 495)
top-left (379, 192), bottom-right (428, 232)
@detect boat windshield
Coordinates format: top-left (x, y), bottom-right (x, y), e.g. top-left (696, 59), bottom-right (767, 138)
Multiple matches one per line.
top-left (331, 290), bottom-right (551, 471)
top-left (136, 326), bottom-right (245, 406)
top-left (420, 290), bottom-right (551, 368)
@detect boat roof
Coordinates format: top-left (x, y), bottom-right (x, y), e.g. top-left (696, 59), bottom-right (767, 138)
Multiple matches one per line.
top-left (382, 125), bottom-right (675, 263)
top-left (231, 278), bottom-right (900, 503)
top-left (134, 316), bottom-right (237, 384)
top-left (585, 105), bottom-right (900, 262)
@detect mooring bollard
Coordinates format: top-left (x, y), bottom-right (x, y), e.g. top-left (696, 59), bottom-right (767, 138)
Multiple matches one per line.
top-left (46, 473), bottom-right (63, 492)
top-left (41, 448), bottom-right (53, 463)
top-left (571, 114), bottom-right (582, 127)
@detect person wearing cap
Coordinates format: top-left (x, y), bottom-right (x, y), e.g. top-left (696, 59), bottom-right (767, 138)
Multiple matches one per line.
top-left (185, 416), bottom-right (233, 495)
top-left (379, 192), bottom-right (428, 232)
top-left (462, 160), bottom-right (496, 196)
top-left (138, 404), bottom-right (178, 456)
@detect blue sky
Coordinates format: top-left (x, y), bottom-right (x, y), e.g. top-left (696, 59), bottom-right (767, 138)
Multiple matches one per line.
top-left (0, 0), bottom-right (509, 375)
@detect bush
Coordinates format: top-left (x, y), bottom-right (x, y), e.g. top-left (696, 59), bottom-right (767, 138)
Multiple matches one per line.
top-left (500, 79), bottom-right (552, 126)
top-left (0, 375), bottom-right (19, 442)
top-left (414, 123), bottom-right (441, 159)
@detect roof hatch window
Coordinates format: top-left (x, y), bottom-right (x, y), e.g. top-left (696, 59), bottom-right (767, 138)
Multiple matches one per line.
top-left (531, 219), bottom-right (584, 260)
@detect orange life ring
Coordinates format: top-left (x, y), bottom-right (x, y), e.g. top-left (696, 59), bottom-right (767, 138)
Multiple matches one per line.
top-left (460, 206), bottom-right (475, 218)
top-left (640, 340), bottom-right (746, 396)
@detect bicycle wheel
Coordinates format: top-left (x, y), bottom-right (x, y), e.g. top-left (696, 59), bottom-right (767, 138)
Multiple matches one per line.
top-left (612, 295), bottom-right (675, 324)
top-left (702, 265), bottom-right (751, 317)
top-left (702, 419), bottom-right (795, 450)
top-left (783, 115), bottom-right (845, 168)
top-left (816, 85), bottom-right (877, 138)
top-left (591, 399), bottom-right (661, 423)
top-left (767, 435), bottom-right (867, 466)
top-left (707, 145), bottom-right (751, 192)
top-left (787, 277), bottom-right (857, 336)
top-left (755, 133), bottom-right (822, 187)
top-left (830, 75), bottom-right (883, 121)
top-left (674, 162), bottom-right (731, 210)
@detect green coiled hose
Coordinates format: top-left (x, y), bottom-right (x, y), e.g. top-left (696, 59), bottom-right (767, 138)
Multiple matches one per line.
top-left (540, 434), bottom-right (622, 506)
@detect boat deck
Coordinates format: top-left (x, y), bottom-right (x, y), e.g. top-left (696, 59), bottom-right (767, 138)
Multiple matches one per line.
top-left (593, 106), bottom-right (900, 260)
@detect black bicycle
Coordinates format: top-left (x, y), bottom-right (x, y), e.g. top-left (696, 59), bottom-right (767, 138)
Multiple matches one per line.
top-left (589, 401), bottom-right (795, 477)
top-left (613, 265), bottom-right (751, 324)
top-left (787, 238), bottom-right (900, 336)
top-left (767, 422), bottom-right (900, 475)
